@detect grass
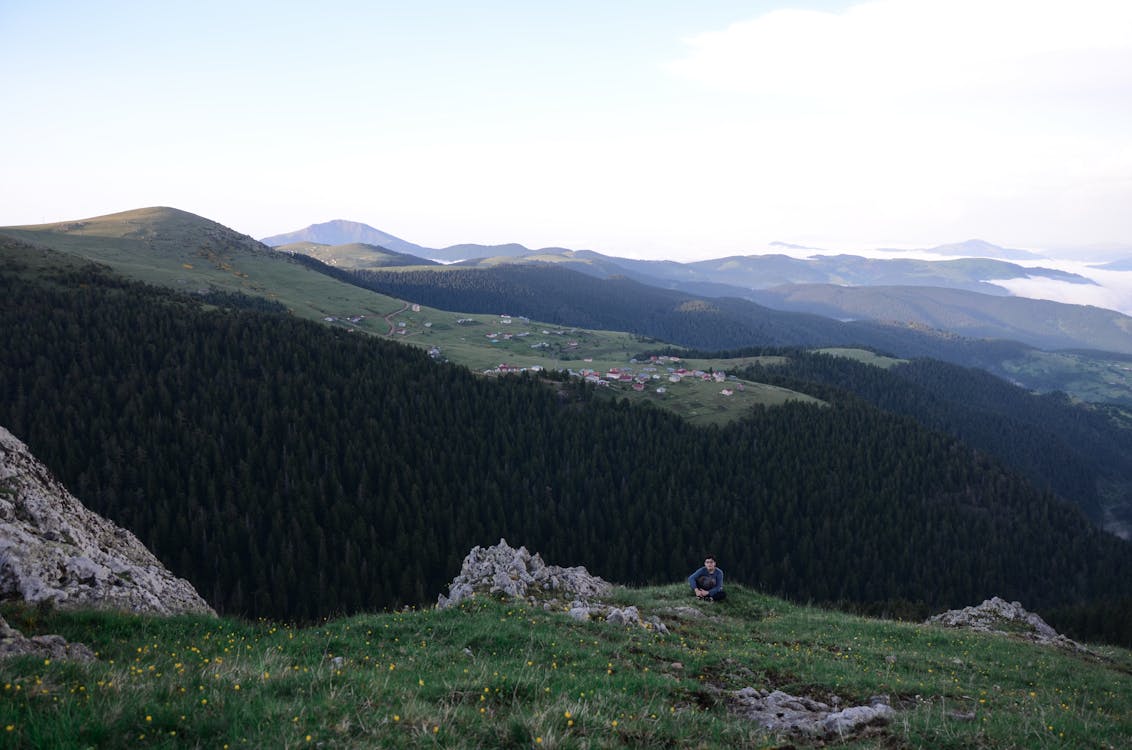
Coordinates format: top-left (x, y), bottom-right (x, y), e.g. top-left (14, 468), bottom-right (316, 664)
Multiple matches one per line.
top-left (1, 227), bottom-right (821, 429)
top-left (1000, 350), bottom-right (1132, 408)
top-left (2, 585), bottom-right (1129, 749)
top-left (6, 212), bottom-right (1129, 418)
top-left (815, 348), bottom-right (908, 369)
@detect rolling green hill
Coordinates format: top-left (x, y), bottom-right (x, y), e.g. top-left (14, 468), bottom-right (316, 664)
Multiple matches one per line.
top-left (275, 240), bottom-right (439, 268)
top-left (321, 261), bottom-right (1132, 406)
top-left (0, 207), bottom-right (414, 328)
top-left (6, 208), bottom-right (1130, 407)
top-left (1, 210), bottom-right (819, 425)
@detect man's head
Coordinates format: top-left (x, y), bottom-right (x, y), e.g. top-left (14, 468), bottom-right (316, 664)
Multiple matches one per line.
top-left (704, 556), bottom-right (716, 572)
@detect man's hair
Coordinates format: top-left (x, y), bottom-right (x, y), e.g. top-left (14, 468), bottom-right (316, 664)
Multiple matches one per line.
top-left (705, 555), bottom-right (716, 563)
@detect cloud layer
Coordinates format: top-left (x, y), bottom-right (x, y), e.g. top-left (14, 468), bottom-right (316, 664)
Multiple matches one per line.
top-left (662, 0), bottom-right (1132, 251)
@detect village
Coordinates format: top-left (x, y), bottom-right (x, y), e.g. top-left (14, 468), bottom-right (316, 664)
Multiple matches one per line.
top-left (315, 307), bottom-right (786, 423)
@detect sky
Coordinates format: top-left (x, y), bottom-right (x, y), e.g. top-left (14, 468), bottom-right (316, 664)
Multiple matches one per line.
top-left (2, 0), bottom-right (1131, 265)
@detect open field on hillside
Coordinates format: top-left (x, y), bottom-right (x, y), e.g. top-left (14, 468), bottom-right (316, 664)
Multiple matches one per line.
top-left (1, 227), bottom-right (820, 427)
top-left (370, 308), bottom-right (822, 426)
top-left (3, 586), bottom-right (1129, 749)
top-left (816, 348), bottom-right (908, 369)
top-left (1001, 351), bottom-right (1132, 407)
top-left (0, 225), bottom-right (411, 326)
top-left (8, 214), bottom-right (1128, 419)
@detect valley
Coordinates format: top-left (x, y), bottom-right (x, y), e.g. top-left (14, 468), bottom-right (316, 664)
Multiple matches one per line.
top-left (2, 207), bottom-right (1131, 648)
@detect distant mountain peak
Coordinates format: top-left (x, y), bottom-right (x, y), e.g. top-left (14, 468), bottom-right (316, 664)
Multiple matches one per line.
top-left (770, 241), bottom-right (828, 252)
top-left (925, 239), bottom-right (1045, 261)
top-left (260, 220), bottom-right (424, 255)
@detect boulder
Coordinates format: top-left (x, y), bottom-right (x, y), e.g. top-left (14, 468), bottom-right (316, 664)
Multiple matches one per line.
top-left (438, 541), bottom-right (671, 634)
top-left (926, 597), bottom-right (1086, 651)
top-left (436, 538), bottom-right (612, 608)
top-left (0, 425), bottom-right (214, 617)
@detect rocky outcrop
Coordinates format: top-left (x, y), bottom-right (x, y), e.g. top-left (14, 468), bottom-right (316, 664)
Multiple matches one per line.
top-left (0, 614), bottom-right (94, 662)
top-left (437, 538), bottom-right (612, 608)
top-left (730, 689), bottom-right (894, 738)
top-left (437, 540), bottom-right (669, 633)
top-left (0, 426), bottom-right (214, 617)
top-left (926, 597), bottom-right (1086, 651)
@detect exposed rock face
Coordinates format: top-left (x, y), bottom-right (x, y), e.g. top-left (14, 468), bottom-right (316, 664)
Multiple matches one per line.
top-left (438, 540), bottom-right (671, 633)
top-left (926, 597), bottom-right (1086, 651)
top-left (0, 426), bottom-right (214, 617)
top-left (437, 538), bottom-right (612, 608)
top-left (730, 688), bottom-right (894, 738)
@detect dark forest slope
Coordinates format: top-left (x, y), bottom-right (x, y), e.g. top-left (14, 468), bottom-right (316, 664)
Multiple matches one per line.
top-left (712, 350), bottom-right (1132, 537)
top-left (3, 244), bottom-right (1131, 646)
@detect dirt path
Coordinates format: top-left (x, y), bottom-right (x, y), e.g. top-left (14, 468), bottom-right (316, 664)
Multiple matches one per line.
top-left (384, 302), bottom-right (410, 335)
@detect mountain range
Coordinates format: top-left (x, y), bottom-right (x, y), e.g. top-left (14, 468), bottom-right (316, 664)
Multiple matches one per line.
top-left (260, 219), bottom-right (1132, 356)
top-left (2, 205), bottom-right (1132, 648)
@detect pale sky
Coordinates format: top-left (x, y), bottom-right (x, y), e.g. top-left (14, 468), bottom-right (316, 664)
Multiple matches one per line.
top-left (2, 0), bottom-right (1131, 261)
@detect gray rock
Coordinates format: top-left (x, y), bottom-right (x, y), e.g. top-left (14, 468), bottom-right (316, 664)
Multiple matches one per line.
top-left (0, 614), bottom-right (95, 662)
top-left (437, 541), bottom-right (672, 635)
top-left (606, 606), bottom-right (640, 626)
top-left (926, 597), bottom-right (1087, 651)
top-left (821, 703), bottom-right (895, 736)
top-left (731, 688), bottom-right (893, 738)
top-left (0, 426), bottom-right (214, 617)
top-left (436, 539), bottom-right (611, 609)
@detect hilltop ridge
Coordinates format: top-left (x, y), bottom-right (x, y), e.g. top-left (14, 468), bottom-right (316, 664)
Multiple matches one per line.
top-left (3, 547), bottom-right (1130, 748)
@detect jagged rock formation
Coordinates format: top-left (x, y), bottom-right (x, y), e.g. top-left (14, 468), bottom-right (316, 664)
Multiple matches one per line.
top-left (730, 688), bottom-right (894, 738)
top-left (0, 614), bottom-right (94, 662)
top-left (926, 597), bottom-right (1086, 651)
top-left (0, 426), bottom-right (214, 617)
top-left (437, 539), bottom-right (669, 633)
top-left (437, 538), bottom-right (612, 608)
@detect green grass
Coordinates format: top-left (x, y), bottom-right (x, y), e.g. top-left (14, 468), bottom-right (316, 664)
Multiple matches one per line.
top-left (1000, 350), bottom-right (1132, 407)
top-left (2, 586), bottom-right (1129, 749)
top-left (815, 348), bottom-right (908, 369)
top-left (1, 219), bottom-right (821, 427)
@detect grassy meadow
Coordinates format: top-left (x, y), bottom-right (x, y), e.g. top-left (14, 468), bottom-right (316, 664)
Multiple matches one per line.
top-left (2, 586), bottom-right (1130, 749)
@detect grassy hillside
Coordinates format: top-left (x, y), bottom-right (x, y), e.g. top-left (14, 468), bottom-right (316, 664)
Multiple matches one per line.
top-left (0, 208), bottom-right (412, 329)
top-left (2, 586), bottom-right (1129, 749)
top-left (356, 305), bottom-right (819, 426)
top-left (275, 241), bottom-right (439, 268)
top-left (331, 261), bottom-right (1132, 406)
top-left (0, 216), bottom-right (820, 427)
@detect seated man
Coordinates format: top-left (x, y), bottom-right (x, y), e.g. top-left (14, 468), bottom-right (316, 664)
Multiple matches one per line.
top-left (688, 555), bottom-right (726, 602)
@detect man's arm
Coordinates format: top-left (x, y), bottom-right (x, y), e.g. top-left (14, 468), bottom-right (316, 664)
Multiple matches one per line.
top-left (708, 570), bottom-right (723, 597)
top-left (688, 567), bottom-right (706, 589)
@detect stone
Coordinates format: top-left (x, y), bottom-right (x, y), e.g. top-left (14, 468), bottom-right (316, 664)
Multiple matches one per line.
top-left (0, 425), bottom-right (214, 617)
top-left (437, 540), bottom-right (674, 634)
top-left (606, 606), bottom-right (640, 626)
top-left (0, 614), bottom-right (95, 662)
top-left (436, 539), bottom-right (612, 609)
top-left (926, 597), bottom-right (1087, 652)
top-left (730, 688), bottom-right (894, 738)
